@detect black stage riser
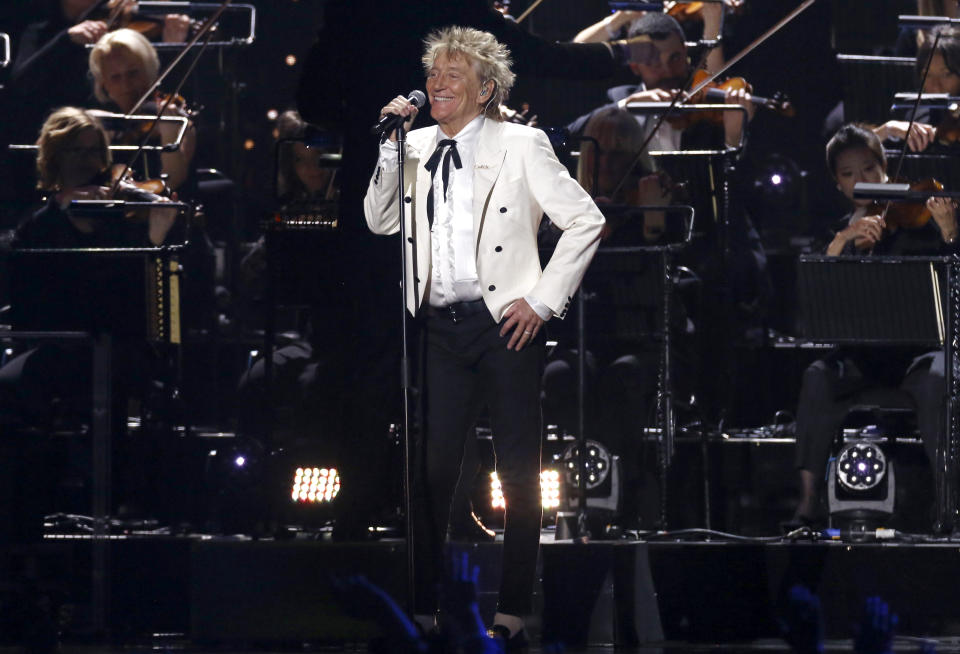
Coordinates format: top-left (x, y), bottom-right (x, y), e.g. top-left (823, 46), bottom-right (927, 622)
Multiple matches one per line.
top-left (8, 540), bottom-right (960, 646)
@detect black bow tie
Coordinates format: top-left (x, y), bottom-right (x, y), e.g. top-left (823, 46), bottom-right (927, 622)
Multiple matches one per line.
top-left (424, 139), bottom-right (462, 228)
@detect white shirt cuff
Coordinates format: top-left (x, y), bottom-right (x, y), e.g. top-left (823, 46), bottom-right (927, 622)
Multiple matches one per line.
top-left (378, 139), bottom-right (399, 172)
top-left (524, 295), bottom-right (553, 321)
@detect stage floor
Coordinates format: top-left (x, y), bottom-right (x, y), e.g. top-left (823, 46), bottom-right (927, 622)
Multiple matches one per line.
top-left (6, 532), bottom-right (960, 651)
top-left (4, 640), bottom-right (960, 653)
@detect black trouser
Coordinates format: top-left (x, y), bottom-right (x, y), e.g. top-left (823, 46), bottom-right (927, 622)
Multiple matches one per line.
top-left (414, 306), bottom-right (545, 617)
top-left (794, 350), bottom-right (944, 480)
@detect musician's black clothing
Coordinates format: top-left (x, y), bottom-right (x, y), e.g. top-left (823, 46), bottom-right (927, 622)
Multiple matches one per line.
top-left (1, 201), bottom-right (161, 419)
top-left (0, 17), bottom-right (94, 225)
top-left (794, 214), bottom-right (957, 482)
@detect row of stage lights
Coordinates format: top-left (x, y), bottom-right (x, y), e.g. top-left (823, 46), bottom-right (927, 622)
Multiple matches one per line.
top-left (291, 467), bottom-right (341, 504)
top-left (490, 469), bottom-right (562, 510)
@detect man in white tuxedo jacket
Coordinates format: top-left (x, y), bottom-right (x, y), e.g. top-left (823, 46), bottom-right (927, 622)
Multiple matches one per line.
top-left (364, 26), bottom-right (604, 643)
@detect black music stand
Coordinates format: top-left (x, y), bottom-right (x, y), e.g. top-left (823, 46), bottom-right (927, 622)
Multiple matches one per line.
top-left (837, 54), bottom-right (917, 126)
top-left (797, 254), bottom-right (959, 532)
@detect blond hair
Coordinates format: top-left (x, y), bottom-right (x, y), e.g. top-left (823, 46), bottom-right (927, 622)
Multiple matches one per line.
top-left (89, 28), bottom-right (160, 104)
top-left (35, 107), bottom-right (112, 190)
top-left (422, 26), bottom-right (515, 120)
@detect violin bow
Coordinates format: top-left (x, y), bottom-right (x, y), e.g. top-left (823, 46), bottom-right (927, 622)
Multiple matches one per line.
top-left (109, 0), bottom-right (228, 197)
top-left (128, 0), bottom-right (231, 116)
top-left (864, 28), bottom-right (943, 235)
top-left (610, 0), bottom-right (819, 200)
top-left (889, 30), bottom-right (941, 185)
top-left (515, 0), bottom-right (548, 24)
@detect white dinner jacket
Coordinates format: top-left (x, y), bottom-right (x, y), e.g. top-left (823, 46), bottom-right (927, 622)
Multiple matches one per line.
top-left (363, 118), bottom-right (605, 322)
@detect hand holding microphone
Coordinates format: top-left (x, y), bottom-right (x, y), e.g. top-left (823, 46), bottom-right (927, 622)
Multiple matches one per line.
top-left (372, 90), bottom-right (426, 141)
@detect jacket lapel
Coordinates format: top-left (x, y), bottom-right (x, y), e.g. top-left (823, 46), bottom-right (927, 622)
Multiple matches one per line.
top-left (472, 119), bottom-right (507, 246)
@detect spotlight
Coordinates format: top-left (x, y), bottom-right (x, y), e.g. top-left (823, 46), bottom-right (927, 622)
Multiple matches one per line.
top-left (558, 440), bottom-right (621, 513)
top-left (266, 108), bottom-right (279, 121)
top-left (836, 442), bottom-right (886, 491)
top-left (562, 440), bottom-right (610, 490)
top-left (828, 441), bottom-right (895, 521)
top-left (291, 466), bottom-right (340, 504)
top-left (234, 455), bottom-right (246, 467)
top-left (243, 139), bottom-right (255, 151)
top-left (285, 54), bottom-right (297, 66)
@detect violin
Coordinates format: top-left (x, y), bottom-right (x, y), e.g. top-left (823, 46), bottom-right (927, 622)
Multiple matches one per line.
top-left (97, 0), bottom-right (210, 41)
top-left (665, 0), bottom-right (745, 23)
top-left (666, 69), bottom-right (795, 130)
top-left (868, 177), bottom-right (945, 232)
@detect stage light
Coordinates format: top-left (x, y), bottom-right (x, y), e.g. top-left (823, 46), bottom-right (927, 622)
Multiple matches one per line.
top-left (490, 472), bottom-right (505, 509)
top-left (541, 469), bottom-right (561, 510)
top-left (291, 466), bottom-right (340, 504)
top-left (562, 440), bottom-right (611, 490)
top-left (285, 54), bottom-right (297, 67)
top-left (771, 173), bottom-right (783, 185)
top-left (243, 139), bottom-right (255, 151)
top-left (828, 440), bottom-right (895, 522)
top-left (836, 442), bottom-right (887, 491)
top-left (558, 440), bottom-right (622, 514)
top-left (266, 108), bottom-right (279, 121)
top-left (234, 455), bottom-right (246, 467)
top-left (488, 470), bottom-right (564, 510)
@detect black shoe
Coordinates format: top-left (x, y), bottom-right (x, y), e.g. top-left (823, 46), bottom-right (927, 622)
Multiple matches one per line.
top-left (487, 624), bottom-right (529, 651)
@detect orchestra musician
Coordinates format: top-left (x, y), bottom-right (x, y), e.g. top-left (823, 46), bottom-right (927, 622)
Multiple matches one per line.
top-left (791, 123), bottom-right (958, 526)
top-left (363, 26), bottom-right (604, 643)
top-left (88, 27), bottom-right (196, 191)
top-left (872, 24), bottom-right (960, 152)
top-left (17, 105), bottom-right (177, 249)
top-left (543, 106), bottom-right (695, 529)
top-left (0, 107), bottom-right (176, 432)
top-left (568, 10), bottom-right (754, 152)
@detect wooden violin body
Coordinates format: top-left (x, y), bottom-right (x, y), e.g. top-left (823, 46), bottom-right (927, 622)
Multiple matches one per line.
top-left (666, 69), bottom-right (795, 130)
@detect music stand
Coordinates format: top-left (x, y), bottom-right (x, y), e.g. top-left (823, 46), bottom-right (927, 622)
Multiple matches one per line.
top-left (837, 54), bottom-right (916, 125)
top-left (797, 254), bottom-right (959, 532)
top-left (588, 204), bottom-right (696, 529)
top-left (81, 2), bottom-right (258, 50)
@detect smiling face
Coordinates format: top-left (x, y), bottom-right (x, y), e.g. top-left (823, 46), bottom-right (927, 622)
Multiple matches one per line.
top-left (834, 145), bottom-right (886, 206)
top-left (425, 51), bottom-right (487, 137)
top-left (628, 33), bottom-right (689, 90)
top-left (100, 47), bottom-right (148, 113)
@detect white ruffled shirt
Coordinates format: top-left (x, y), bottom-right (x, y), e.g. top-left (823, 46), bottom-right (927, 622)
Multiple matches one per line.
top-left (378, 115), bottom-right (551, 320)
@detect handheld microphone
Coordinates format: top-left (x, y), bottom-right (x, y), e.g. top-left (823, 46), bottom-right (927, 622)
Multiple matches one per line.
top-left (371, 90), bottom-right (427, 136)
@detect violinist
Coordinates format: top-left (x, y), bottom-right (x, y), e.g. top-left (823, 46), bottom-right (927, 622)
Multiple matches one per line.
top-left (15, 106), bottom-right (177, 249)
top-left (568, 12), bottom-right (754, 153)
top-left (543, 107), bottom-right (693, 529)
top-left (791, 123), bottom-right (957, 527)
top-left (872, 25), bottom-right (960, 152)
top-left (88, 28), bottom-right (196, 191)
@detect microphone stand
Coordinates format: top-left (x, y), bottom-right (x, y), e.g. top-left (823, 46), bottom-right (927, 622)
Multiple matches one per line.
top-left (392, 121), bottom-right (416, 614)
